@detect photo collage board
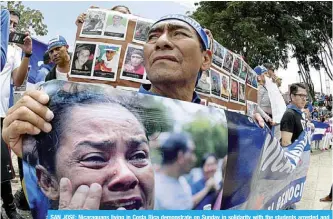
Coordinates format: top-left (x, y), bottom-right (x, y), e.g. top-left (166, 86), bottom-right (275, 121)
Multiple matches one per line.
top-left (70, 8), bottom-right (258, 113)
top-left (196, 39), bottom-right (258, 112)
top-left (70, 8), bottom-right (154, 87)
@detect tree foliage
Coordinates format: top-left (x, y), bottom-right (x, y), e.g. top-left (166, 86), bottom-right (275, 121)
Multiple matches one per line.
top-left (191, 1), bottom-right (332, 98)
top-left (6, 1), bottom-right (48, 36)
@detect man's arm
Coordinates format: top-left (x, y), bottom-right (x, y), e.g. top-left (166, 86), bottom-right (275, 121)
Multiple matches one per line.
top-left (12, 57), bottom-right (29, 86)
top-left (280, 110), bottom-right (295, 147)
top-left (12, 33), bottom-right (32, 86)
top-left (281, 131), bottom-right (293, 146)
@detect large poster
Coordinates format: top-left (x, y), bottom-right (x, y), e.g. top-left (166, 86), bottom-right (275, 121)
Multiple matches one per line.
top-left (23, 81), bottom-right (310, 217)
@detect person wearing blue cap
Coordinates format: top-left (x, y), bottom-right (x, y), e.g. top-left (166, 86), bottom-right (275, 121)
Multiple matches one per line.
top-left (254, 65), bottom-right (275, 129)
top-left (44, 35), bottom-right (71, 81)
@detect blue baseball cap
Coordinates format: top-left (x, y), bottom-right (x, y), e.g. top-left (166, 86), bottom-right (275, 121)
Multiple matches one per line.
top-left (253, 66), bottom-right (268, 76)
top-left (152, 14), bottom-right (210, 50)
top-left (47, 35), bottom-right (68, 52)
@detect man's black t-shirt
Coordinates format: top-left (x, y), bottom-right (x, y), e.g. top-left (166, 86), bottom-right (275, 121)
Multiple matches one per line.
top-left (280, 108), bottom-right (304, 144)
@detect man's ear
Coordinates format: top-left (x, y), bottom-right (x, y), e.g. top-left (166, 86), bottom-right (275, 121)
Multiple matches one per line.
top-left (201, 50), bottom-right (212, 72)
top-left (36, 165), bottom-right (60, 200)
top-left (177, 151), bottom-right (185, 165)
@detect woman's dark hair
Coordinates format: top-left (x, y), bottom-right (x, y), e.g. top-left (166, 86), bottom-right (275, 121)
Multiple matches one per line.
top-left (201, 153), bottom-right (217, 168)
top-left (111, 5), bottom-right (131, 14)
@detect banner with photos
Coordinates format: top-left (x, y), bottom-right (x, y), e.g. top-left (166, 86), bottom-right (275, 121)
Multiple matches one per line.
top-left (23, 81), bottom-right (309, 218)
top-left (70, 8), bottom-right (257, 112)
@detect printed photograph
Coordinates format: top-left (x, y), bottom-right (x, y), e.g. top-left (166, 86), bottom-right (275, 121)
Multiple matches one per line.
top-left (239, 82), bottom-right (246, 104)
top-left (239, 61), bottom-right (248, 81)
top-left (212, 40), bottom-right (225, 68)
top-left (23, 80), bottom-right (228, 216)
top-left (210, 69), bottom-right (222, 97)
top-left (220, 73), bottom-right (230, 101)
top-left (104, 12), bottom-right (129, 40)
top-left (195, 69), bottom-right (211, 95)
top-left (222, 50), bottom-right (233, 74)
top-left (232, 56), bottom-right (241, 78)
top-left (81, 10), bottom-right (106, 36)
top-left (230, 78), bottom-right (239, 102)
top-left (120, 44), bottom-right (146, 82)
top-left (93, 43), bottom-right (121, 80)
top-left (133, 19), bottom-right (153, 44)
top-left (70, 42), bottom-right (96, 77)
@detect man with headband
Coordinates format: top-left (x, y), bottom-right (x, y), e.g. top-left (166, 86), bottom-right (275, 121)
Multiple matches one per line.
top-left (2, 14), bottom-right (264, 209)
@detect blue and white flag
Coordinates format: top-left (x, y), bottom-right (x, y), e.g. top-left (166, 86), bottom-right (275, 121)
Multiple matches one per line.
top-left (311, 120), bottom-right (329, 141)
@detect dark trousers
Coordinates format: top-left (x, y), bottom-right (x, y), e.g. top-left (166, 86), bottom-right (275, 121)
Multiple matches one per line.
top-left (1, 180), bottom-right (14, 208)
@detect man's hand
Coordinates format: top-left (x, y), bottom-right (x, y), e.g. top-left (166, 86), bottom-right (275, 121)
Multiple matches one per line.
top-left (2, 90), bottom-right (53, 158)
top-left (17, 32), bottom-right (32, 54)
top-left (75, 13), bottom-right (87, 26)
top-left (59, 178), bottom-right (102, 210)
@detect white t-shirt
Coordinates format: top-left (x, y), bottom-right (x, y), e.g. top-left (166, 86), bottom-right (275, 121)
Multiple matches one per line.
top-left (0, 44), bottom-right (22, 117)
top-left (56, 68), bottom-right (68, 81)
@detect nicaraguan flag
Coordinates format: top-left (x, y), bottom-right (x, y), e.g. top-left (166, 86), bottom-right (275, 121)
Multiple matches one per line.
top-left (311, 120), bottom-right (329, 141)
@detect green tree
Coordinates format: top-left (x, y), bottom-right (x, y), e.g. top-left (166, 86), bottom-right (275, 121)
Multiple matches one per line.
top-left (6, 1), bottom-right (48, 36)
top-left (183, 117), bottom-right (228, 167)
top-left (191, 1), bottom-right (332, 99)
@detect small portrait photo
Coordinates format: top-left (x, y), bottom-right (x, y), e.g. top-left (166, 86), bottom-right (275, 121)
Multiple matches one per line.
top-left (120, 44), bottom-right (145, 82)
top-left (210, 69), bottom-right (221, 97)
top-left (222, 50), bottom-right (234, 74)
top-left (250, 69), bottom-right (258, 88)
top-left (239, 82), bottom-right (246, 104)
top-left (93, 44), bottom-right (121, 81)
top-left (246, 70), bottom-right (253, 86)
top-left (104, 12), bottom-right (129, 40)
top-left (230, 79), bottom-right (239, 102)
top-left (133, 19), bottom-right (153, 44)
top-left (81, 10), bottom-right (106, 36)
top-left (195, 69), bottom-right (211, 95)
top-left (220, 74), bottom-right (230, 101)
top-left (232, 56), bottom-right (241, 78)
top-left (212, 40), bottom-right (224, 68)
top-left (239, 61), bottom-right (248, 81)
top-left (70, 42), bottom-right (96, 77)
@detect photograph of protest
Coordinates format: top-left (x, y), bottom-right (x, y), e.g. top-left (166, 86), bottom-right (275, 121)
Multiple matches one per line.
top-left (239, 82), bottom-right (246, 104)
top-left (80, 9), bottom-right (106, 36)
top-left (246, 68), bottom-right (258, 89)
top-left (232, 55), bottom-right (241, 78)
top-left (22, 80), bottom-right (229, 215)
top-left (222, 50), bottom-right (233, 74)
top-left (210, 69), bottom-right (222, 97)
top-left (133, 19), bottom-right (153, 44)
top-left (70, 42), bottom-right (96, 77)
top-left (120, 44), bottom-right (146, 82)
top-left (195, 69), bottom-right (211, 95)
top-left (93, 43), bottom-right (121, 81)
top-left (230, 78), bottom-right (239, 102)
top-left (104, 12), bottom-right (129, 40)
top-left (212, 40), bottom-right (225, 69)
top-left (220, 73), bottom-right (230, 101)
top-left (239, 61), bottom-right (248, 82)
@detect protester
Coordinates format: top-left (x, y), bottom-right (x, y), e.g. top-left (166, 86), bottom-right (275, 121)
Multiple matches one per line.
top-left (191, 153), bottom-right (218, 210)
top-left (155, 132), bottom-right (197, 210)
top-left (280, 83), bottom-right (308, 147)
top-left (320, 185), bottom-right (332, 202)
top-left (1, 9), bottom-right (10, 71)
top-left (2, 14), bottom-right (266, 209)
top-left (1, 9), bottom-right (32, 219)
top-left (255, 66), bottom-right (274, 129)
top-left (44, 35), bottom-right (71, 81)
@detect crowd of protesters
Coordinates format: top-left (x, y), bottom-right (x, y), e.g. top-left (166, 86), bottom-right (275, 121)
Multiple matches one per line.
top-left (1, 4), bottom-right (332, 218)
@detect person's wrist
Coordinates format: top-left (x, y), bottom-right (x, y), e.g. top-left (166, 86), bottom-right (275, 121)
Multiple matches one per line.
top-left (25, 52), bottom-right (32, 58)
